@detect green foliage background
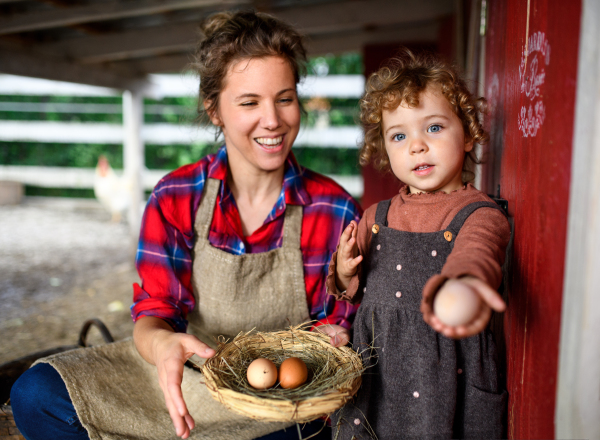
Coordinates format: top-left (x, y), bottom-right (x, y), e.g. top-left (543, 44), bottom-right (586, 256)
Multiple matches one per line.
top-left (0, 53), bottom-right (364, 197)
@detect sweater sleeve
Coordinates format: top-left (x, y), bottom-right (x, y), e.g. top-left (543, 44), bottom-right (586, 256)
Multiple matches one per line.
top-left (422, 207), bottom-right (511, 304)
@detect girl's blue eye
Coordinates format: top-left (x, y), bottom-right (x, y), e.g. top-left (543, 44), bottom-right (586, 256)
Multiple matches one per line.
top-left (392, 133), bottom-right (406, 141)
top-left (428, 124), bottom-right (442, 133)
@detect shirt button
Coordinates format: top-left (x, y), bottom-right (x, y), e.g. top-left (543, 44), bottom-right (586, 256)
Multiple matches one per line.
top-left (396, 264), bottom-right (402, 270)
top-left (431, 250), bottom-right (437, 257)
top-left (372, 224), bottom-right (380, 234)
top-left (395, 291), bottom-right (402, 298)
top-left (413, 391), bottom-right (419, 398)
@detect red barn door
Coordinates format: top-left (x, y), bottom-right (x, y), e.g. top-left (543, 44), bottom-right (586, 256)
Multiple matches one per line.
top-left (482, 0), bottom-right (581, 438)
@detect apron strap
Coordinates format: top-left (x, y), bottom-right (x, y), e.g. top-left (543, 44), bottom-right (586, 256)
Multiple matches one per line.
top-left (374, 199), bottom-right (392, 226)
top-left (444, 201), bottom-right (506, 239)
top-left (196, 177), bottom-right (221, 241)
top-left (281, 204), bottom-right (303, 250)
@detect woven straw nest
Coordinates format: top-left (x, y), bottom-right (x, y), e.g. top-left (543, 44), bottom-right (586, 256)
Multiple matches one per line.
top-left (201, 323), bottom-right (364, 423)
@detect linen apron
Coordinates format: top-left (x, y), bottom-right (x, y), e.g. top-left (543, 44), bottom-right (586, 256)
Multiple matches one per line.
top-left (35, 178), bottom-right (311, 440)
top-left (334, 201), bottom-right (507, 440)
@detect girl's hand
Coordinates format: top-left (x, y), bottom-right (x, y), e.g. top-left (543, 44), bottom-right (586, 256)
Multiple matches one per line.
top-left (313, 324), bottom-right (350, 347)
top-left (133, 317), bottom-right (215, 439)
top-left (335, 221), bottom-right (363, 292)
top-left (423, 277), bottom-right (506, 339)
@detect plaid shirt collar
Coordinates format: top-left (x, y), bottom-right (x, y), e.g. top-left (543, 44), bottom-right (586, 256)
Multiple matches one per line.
top-left (207, 146), bottom-right (312, 222)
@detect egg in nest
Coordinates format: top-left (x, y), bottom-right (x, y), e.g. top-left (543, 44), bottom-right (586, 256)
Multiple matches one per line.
top-left (279, 357), bottom-right (308, 389)
top-left (246, 358), bottom-right (278, 390)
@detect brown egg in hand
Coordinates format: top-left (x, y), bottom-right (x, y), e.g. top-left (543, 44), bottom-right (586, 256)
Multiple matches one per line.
top-left (247, 358), bottom-right (278, 390)
top-left (279, 357), bottom-right (308, 389)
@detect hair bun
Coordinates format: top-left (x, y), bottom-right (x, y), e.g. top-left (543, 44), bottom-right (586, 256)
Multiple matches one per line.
top-left (200, 11), bottom-right (234, 39)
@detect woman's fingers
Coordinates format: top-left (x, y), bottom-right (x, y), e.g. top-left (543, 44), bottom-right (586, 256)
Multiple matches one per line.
top-left (313, 324), bottom-right (350, 347)
top-left (159, 367), bottom-right (190, 438)
top-left (165, 361), bottom-right (187, 417)
top-left (164, 393), bottom-right (190, 438)
top-left (182, 335), bottom-right (216, 359)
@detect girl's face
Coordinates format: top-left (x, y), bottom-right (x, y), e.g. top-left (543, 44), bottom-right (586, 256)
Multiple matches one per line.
top-left (208, 56), bottom-right (301, 175)
top-left (382, 84), bottom-right (473, 194)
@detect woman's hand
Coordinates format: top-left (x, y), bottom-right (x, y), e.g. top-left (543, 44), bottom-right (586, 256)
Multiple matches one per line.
top-left (133, 317), bottom-right (215, 439)
top-left (335, 221), bottom-right (363, 292)
top-left (313, 324), bottom-right (350, 347)
top-left (422, 277), bottom-right (506, 339)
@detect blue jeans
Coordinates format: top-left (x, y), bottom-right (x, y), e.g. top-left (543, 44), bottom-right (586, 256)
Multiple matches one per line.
top-left (11, 363), bottom-right (330, 440)
top-left (10, 363), bottom-right (88, 440)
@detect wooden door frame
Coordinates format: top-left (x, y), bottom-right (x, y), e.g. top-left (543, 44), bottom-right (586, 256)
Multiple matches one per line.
top-left (556, 0), bottom-right (600, 438)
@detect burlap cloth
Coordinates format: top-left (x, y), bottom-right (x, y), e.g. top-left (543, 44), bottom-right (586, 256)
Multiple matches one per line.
top-left (36, 178), bottom-right (311, 439)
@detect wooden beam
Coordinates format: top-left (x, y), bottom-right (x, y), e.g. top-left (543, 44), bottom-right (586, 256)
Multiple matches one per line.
top-left (305, 21), bottom-right (440, 56)
top-left (44, 22), bottom-right (199, 64)
top-left (0, 46), bottom-right (152, 91)
top-left (0, 0), bottom-right (249, 35)
top-left (37, 0), bottom-right (451, 64)
top-left (108, 21), bottom-right (439, 74)
top-left (111, 54), bottom-right (194, 74)
top-left (122, 89), bottom-right (145, 243)
top-left (276, 0), bottom-right (453, 34)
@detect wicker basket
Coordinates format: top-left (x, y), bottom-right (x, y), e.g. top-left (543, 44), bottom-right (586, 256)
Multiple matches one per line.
top-left (201, 324), bottom-right (363, 423)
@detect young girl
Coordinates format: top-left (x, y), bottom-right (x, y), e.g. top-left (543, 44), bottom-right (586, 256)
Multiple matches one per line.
top-left (327, 50), bottom-right (511, 439)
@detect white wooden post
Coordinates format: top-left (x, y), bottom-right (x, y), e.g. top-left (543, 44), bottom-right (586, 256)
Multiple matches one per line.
top-left (122, 89), bottom-right (144, 250)
top-left (556, 0), bottom-right (600, 438)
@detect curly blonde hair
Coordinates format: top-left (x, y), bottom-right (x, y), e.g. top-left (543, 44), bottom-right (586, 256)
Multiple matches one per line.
top-left (359, 49), bottom-right (488, 183)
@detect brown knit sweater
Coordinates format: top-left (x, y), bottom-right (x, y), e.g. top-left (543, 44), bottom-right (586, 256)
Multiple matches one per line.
top-left (326, 183), bottom-right (511, 305)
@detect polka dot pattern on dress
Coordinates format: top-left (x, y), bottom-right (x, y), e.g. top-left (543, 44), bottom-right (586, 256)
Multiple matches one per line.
top-left (396, 264), bottom-right (402, 270)
top-left (413, 391), bottom-right (419, 398)
top-left (354, 418), bottom-right (361, 425)
top-left (431, 250), bottom-right (437, 257)
top-left (395, 291), bottom-right (402, 298)
top-left (376, 244), bottom-right (381, 250)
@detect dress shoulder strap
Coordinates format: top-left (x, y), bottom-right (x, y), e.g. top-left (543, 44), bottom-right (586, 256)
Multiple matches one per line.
top-left (374, 199), bottom-right (392, 226)
top-left (444, 201), bottom-right (506, 238)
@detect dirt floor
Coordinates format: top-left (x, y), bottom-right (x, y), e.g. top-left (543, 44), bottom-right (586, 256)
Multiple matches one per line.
top-left (0, 197), bottom-right (139, 365)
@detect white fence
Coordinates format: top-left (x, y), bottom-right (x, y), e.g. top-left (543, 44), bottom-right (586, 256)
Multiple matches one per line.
top-left (0, 73), bottom-right (364, 197)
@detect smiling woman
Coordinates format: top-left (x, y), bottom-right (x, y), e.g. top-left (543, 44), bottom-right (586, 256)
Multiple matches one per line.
top-left (10, 10), bottom-right (362, 440)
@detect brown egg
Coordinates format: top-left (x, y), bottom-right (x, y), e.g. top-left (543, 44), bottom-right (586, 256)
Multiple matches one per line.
top-left (247, 358), bottom-right (278, 390)
top-left (279, 357), bottom-right (308, 389)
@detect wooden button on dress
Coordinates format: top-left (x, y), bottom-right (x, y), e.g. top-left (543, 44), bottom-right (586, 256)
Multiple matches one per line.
top-left (372, 224), bottom-right (380, 234)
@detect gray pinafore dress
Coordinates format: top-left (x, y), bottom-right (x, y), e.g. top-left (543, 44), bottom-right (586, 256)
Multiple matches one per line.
top-left (334, 200), bottom-right (507, 440)
top-left (35, 177), bottom-right (310, 440)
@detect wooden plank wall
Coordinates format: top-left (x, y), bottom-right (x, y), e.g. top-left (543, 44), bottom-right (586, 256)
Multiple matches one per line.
top-left (482, 0), bottom-right (582, 437)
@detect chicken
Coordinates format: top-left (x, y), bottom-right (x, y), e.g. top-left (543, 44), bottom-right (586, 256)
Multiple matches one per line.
top-left (94, 156), bottom-right (131, 222)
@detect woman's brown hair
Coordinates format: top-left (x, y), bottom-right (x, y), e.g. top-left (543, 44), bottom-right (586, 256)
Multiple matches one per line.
top-left (191, 10), bottom-right (307, 126)
top-left (359, 48), bottom-right (488, 183)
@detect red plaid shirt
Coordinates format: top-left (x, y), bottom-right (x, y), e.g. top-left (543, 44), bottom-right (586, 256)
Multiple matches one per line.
top-left (132, 146), bottom-right (362, 333)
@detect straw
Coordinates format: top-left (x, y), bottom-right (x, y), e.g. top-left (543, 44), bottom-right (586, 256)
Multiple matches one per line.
top-left (201, 323), bottom-right (365, 423)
